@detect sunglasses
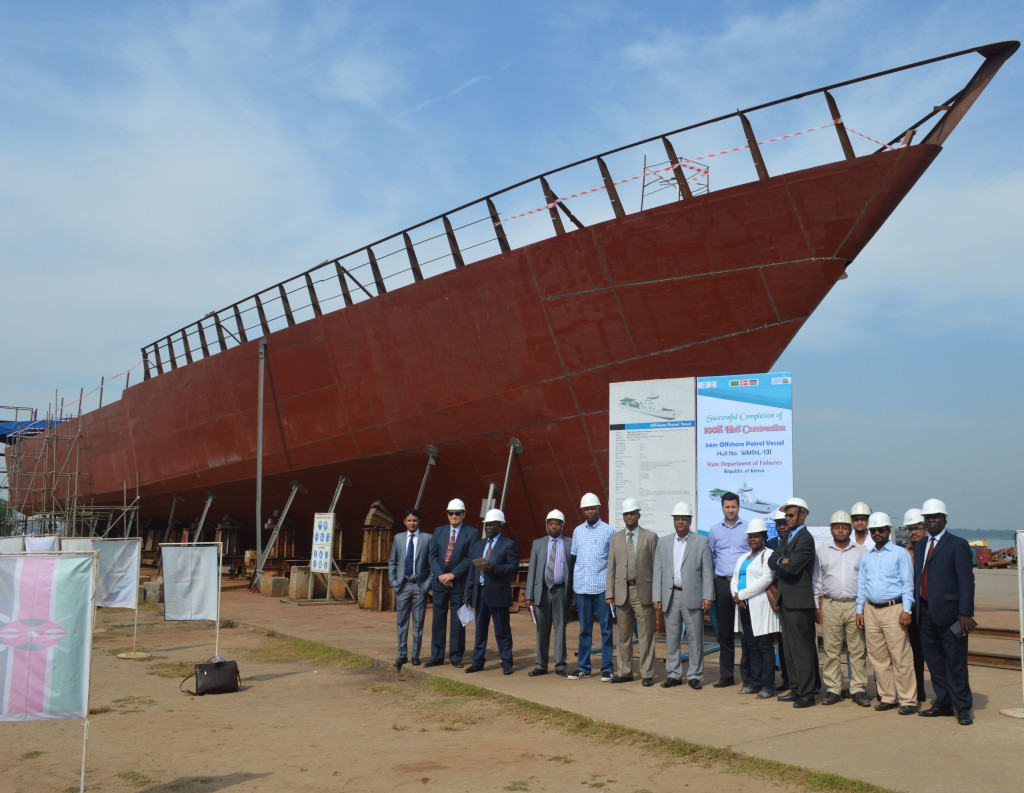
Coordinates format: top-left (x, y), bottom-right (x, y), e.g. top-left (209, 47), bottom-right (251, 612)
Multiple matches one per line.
top-left (447, 511), bottom-right (464, 516)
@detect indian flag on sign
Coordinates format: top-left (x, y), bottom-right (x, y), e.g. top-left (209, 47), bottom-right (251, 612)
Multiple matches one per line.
top-left (0, 553), bottom-right (96, 721)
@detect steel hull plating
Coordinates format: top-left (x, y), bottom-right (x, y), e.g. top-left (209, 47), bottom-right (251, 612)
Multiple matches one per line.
top-left (7, 145), bottom-right (940, 551)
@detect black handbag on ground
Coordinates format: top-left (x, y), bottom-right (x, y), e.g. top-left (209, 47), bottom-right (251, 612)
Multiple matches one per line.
top-left (180, 658), bottom-right (241, 695)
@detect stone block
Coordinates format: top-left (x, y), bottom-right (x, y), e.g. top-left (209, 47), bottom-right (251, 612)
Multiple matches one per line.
top-left (261, 575), bottom-right (289, 597)
top-left (143, 580), bottom-right (164, 603)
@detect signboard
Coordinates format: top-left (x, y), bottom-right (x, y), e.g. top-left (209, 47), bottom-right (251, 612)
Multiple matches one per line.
top-left (310, 513), bottom-right (334, 574)
top-left (609, 378), bottom-right (696, 537)
top-left (696, 372), bottom-right (793, 536)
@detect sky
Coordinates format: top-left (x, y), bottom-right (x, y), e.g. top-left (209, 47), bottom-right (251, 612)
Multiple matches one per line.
top-left (1, 1), bottom-right (1021, 529)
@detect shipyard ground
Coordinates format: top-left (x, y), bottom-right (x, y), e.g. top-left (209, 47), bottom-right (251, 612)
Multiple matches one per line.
top-left (3, 570), bottom-right (1021, 793)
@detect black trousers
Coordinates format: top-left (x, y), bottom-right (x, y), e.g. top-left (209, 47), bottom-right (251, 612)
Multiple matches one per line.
top-left (779, 605), bottom-right (817, 697)
top-left (919, 605), bottom-right (972, 711)
top-left (713, 576), bottom-right (736, 679)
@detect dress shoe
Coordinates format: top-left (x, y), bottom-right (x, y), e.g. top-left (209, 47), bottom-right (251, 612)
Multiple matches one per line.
top-left (957, 710), bottom-right (974, 725)
top-left (423, 659), bottom-right (444, 668)
top-left (661, 677), bottom-right (683, 688)
top-left (642, 678), bottom-right (654, 687)
top-left (528, 668), bottom-right (548, 677)
top-left (555, 669), bottom-right (568, 677)
top-left (450, 660), bottom-right (463, 668)
top-left (919, 705), bottom-right (955, 718)
top-left (688, 679), bottom-right (702, 691)
top-left (394, 657), bottom-right (407, 671)
top-left (777, 692), bottom-right (798, 702)
top-left (820, 691), bottom-right (841, 706)
top-left (610, 675), bottom-right (634, 684)
top-left (465, 664), bottom-right (484, 673)
top-left (503, 666), bottom-right (514, 675)
top-left (851, 692), bottom-right (872, 708)
top-left (411, 658), bottom-right (421, 666)
top-left (899, 705), bottom-right (918, 715)
top-left (712, 677), bottom-right (735, 688)
top-left (874, 701), bottom-right (898, 712)
top-left (793, 696), bottom-right (816, 708)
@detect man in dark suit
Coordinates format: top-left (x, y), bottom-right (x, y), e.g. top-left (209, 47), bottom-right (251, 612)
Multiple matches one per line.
top-left (524, 509), bottom-right (575, 677)
top-left (914, 498), bottom-right (975, 725)
top-left (463, 508), bottom-right (520, 674)
top-left (387, 509), bottom-right (432, 671)
top-left (426, 498), bottom-right (477, 668)
top-left (768, 497), bottom-right (818, 707)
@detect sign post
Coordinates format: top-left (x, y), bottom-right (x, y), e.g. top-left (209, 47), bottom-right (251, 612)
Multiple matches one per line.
top-left (308, 513), bottom-right (334, 601)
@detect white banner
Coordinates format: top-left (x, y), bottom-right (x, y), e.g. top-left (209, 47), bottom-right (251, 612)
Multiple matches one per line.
top-left (60, 538), bottom-right (141, 609)
top-left (696, 373), bottom-right (793, 536)
top-left (161, 544), bottom-right (220, 622)
top-left (24, 535), bottom-right (59, 552)
top-left (0, 537), bottom-right (25, 553)
top-left (609, 378), bottom-right (697, 536)
top-left (0, 552), bottom-right (97, 721)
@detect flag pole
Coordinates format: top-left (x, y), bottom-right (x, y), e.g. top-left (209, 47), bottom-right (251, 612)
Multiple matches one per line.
top-left (215, 542), bottom-right (223, 658)
top-left (1000, 530), bottom-right (1024, 718)
top-left (80, 549), bottom-right (100, 793)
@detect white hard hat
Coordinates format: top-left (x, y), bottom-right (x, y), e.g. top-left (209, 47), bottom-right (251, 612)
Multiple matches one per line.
top-left (921, 498), bottom-right (948, 516)
top-left (670, 501), bottom-right (693, 516)
top-left (850, 501), bottom-right (871, 517)
top-left (484, 508), bottom-right (505, 524)
top-left (829, 510), bottom-right (852, 526)
top-left (746, 518), bottom-right (768, 535)
top-left (579, 492), bottom-right (601, 508)
top-left (867, 512), bottom-right (892, 530)
top-left (785, 497), bottom-right (809, 515)
top-left (904, 508), bottom-right (925, 526)
top-left (621, 497), bottom-right (640, 513)
top-left (773, 510), bottom-right (786, 521)
top-left (546, 509), bottom-right (565, 523)
top-left (447, 498), bottom-right (466, 512)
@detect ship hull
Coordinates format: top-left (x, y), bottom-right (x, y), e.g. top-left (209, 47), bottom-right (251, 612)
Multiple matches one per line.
top-left (7, 144), bottom-right (941, 551)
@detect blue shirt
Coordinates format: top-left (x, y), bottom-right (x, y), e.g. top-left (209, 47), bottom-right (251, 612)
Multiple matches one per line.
top-left (570, 518), bottom-right (615, 595)
top-left (856, 541), bottom-right (914, 614)
top-left (479, 533), bottom-right (500, 585)
top-left (707, 518), bottom-right (748, 577)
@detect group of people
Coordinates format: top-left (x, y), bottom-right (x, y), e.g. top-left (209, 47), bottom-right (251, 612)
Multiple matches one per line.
top-left (387, 491), bottom-right (976, 724)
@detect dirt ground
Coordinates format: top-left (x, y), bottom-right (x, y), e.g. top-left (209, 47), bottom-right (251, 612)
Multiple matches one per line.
top-left (2, 605), bottom-right (816, 793)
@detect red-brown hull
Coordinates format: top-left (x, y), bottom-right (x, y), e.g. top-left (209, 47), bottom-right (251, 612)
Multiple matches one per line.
top-left (7, 145), bottom-right (940, 551)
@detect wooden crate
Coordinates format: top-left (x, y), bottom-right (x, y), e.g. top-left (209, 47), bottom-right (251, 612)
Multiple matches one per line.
top-left (362, 565), bottom-right (394, 612)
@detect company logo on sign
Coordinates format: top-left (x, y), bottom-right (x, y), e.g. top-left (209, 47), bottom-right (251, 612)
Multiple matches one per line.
top-left (729, 379), bottom-right (758, 387)
top-left (697, 381), bottom-right (717, 389)
top-left (771, 376), bottom-right (791, 385)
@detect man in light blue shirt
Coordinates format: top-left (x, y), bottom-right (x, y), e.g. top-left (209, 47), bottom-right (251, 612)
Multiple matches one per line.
top-left (856, 512), bottom-right (916, 714)
top-left (706, 492), bottom-right (747, 686)
top-left (569, 492), bottom-right (616, 681)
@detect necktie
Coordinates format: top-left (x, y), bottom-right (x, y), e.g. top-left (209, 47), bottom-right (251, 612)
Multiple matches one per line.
top-left (920, 537), bottom-right (936, 600)
top-left (480, 538), bottom-right (494, 585)
top-left (545, 539), bottom-right (557, 586)
top-left (626, 531), bottom-right (636, 581)
top-left (444, 527), bottom-right (458, 566)
top-left (404, 533), bottom-right (415, 578)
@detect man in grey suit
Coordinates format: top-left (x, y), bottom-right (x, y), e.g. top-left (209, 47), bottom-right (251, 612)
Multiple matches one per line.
top-left (605, 498), bottom-right (659, 685)
top-left (387, 509), bottom-right (432, 671)
top-left (653, 501), bottom-right (714, 689)
top-left (524, 509), bottom-right (575, 677)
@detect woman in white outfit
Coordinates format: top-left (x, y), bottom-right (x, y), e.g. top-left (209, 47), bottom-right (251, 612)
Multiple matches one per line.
top-left (731, 519), bottom-right (781, 698)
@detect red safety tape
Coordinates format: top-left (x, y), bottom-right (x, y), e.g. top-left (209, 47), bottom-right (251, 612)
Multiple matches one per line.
top-left (845, 127), bottom-right (900, 151)
top-left (495, 120), bottom-right (842, 225)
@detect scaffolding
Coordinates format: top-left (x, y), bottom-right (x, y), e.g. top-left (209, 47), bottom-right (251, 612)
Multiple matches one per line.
top-left (1, 400), bottom-right (138, 538)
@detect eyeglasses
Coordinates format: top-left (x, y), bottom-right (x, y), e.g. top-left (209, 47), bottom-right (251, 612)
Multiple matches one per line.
top-left (447, 511), bottom-right (464, 516)
top-left (869, 527), bottom-right (891, 533)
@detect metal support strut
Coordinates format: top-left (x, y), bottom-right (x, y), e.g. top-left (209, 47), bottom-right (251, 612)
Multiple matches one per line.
top-left (251, 480), bottom-right (306, 591)
top-left (414, 445), bottom-right (439, 510)
top-left (190, 492), bottom-right (215, 544)
top-left (499, 438), bottom-right (525, 513)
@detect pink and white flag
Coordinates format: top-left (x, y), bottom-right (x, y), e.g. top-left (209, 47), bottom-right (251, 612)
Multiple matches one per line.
top-left (0, 553), bottom-right (96, 721)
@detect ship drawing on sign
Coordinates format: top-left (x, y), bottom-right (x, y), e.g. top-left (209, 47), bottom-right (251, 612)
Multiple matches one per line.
top-left (709, 482), bottom-right (779, 515)
top-left (619, 393), bottom-right (680, 421)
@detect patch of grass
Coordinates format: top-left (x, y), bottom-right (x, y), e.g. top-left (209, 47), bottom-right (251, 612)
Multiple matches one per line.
top-left (247, 635), bottom-right (371, 669)
top-left (547, 754), bottom-right (574, 764)
top-left (147, 661), bottom-right (195, 679)
top-left (89, 706), bottom-right (113, 715)
top-left (19, 750), bottom-right (45, 760)
top-left (116, 770), bottom-right (158, 788)
top-left (391, 722), bottom-right (407, 730)
top-left (505, 781), bottom-right (531, 791)
top-left (424, 678), bottom-right (901, 793)
top-left (362, 682), bottom-right (399, 694)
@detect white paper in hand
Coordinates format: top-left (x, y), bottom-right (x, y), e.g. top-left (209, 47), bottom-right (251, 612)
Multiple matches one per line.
top-left (457, 603), bottom-right (475, 626)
